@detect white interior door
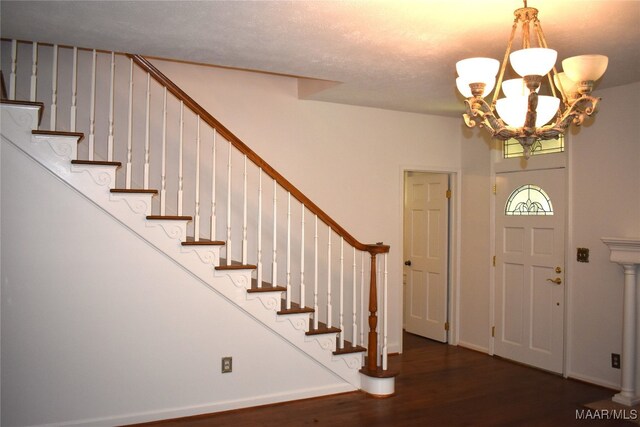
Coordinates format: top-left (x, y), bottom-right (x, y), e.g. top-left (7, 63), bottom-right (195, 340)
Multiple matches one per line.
top-left (494, 168), bottom-right (565, 373)
top-left (403, 172), bottom-right (449, 342)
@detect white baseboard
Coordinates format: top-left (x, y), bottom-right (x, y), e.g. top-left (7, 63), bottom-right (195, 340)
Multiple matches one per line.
top-left (30, 383), bottom-right (357, 427)
top-left (457, 340), bottom-right (489, 354)
top-left (567, 371), bottom-right (620, 391)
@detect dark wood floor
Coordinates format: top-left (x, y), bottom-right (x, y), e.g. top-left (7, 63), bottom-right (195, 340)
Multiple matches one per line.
top-left (132, 332), bottom-right (632, 426)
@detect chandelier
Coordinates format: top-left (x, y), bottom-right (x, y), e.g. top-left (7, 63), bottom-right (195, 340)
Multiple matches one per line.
top-left (455, 0), bottom-right (608, 158)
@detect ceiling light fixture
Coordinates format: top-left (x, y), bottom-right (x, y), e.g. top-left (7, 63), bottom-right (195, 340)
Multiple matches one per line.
top-left (455, 0), bottom-right (608, 158)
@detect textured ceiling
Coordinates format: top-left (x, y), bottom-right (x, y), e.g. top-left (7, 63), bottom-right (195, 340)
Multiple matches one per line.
top-left (1, 0), bottom-right (639, 116)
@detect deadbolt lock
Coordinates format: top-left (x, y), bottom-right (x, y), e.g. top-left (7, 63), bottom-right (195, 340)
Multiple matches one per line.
top-left (555, 267), bottom-right (562, 274)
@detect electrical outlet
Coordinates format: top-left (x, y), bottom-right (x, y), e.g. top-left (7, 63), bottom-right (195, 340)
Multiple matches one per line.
top-left (222, 356), bottom-right (232, 373)
top-left (611, 353), bottom-right (621, 369)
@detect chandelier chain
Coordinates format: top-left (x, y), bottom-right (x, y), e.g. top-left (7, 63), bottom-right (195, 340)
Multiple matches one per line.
top-left (535, 20), bottom-right (566, 104)
top-left (492, 20), bottom-right (520, 107)
top-left (522, 16), bottom-right (531, 49)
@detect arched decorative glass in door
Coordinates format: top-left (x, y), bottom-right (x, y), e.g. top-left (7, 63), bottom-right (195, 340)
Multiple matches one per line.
top-left (505, 184), bottom-right (553, 216)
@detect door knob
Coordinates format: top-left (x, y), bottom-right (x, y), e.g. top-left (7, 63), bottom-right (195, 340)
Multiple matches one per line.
top-left (404, 260), bottom-right (412, 266)
top-left (546, 278), bottom-right (562, 285)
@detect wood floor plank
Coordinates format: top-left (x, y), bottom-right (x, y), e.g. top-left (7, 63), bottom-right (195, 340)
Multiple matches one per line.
top-left (127, 332), bottom-right (630, 426)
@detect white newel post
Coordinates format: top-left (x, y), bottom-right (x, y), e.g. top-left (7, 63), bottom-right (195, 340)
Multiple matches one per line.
top-left (602, 237), bottom-right (640, 406)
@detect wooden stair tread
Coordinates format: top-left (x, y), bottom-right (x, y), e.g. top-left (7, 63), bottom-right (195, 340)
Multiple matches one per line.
top-left (277, 300), bottom-right (314, 315)
top-left (111, 188), bottom-right (158, 194)
top-left (247, 279), bottom-right (286, 293)
top-left (1, 99), bottom-right (44, 124)
top-left (34, 129), bottom-right (85, 142)
top-left (333, 340), bottom-right (366, 355)
top-left (306, 320), bottom-right (340, 336)
top-left (182, 236), bottom-right (225, 246)
top-left (146, 215), bottom-right (192, 221)
top-left (72, 159), bottom-right (122, 167)
top-left (215, 258), bottom-right (257, 270)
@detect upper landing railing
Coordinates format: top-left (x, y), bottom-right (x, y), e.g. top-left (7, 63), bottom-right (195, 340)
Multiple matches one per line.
top-left (1, 39), bottom-right (391, 376)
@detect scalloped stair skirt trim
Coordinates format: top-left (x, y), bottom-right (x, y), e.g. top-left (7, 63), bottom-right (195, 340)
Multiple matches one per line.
top-left (1, 102), bottom-right (373, 404)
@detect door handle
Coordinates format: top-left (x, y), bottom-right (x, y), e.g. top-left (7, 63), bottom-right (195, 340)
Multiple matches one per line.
top-left (404, 260), bottom-right (412, 266)
top-left (546, 278), bottom-right (562, 285)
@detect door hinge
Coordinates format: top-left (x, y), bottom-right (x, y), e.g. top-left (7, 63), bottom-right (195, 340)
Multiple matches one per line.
top-left (491, 326), bottom-right (496, 337)
top-left (444, 322), bottom-right (450, 331)
top-left (492, 184), bottom-right (497, 195)
top-left (446, 189), bottom-right (452, 199)
top-left (493, 255), bottom-right (496, 267)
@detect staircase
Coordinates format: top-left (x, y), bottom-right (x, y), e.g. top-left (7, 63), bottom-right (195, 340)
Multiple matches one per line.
top-left (1, 39), bottom-right (395, 424)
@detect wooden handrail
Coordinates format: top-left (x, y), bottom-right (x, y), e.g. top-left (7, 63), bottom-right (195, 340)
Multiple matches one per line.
top-left (128, 54), bottom-right (389, 256)
top-left (128, 53), bottom-right (390, 375)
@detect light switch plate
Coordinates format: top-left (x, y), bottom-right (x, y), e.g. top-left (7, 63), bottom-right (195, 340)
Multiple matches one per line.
top-left (577, 248), bottom-right (589, 263)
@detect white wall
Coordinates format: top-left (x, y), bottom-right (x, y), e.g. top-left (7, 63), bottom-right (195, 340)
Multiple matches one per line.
top-left (458, 128), bottom-right (494, 352)
top-left (150, 58), bottom-right (463, 353)
top-left (0, 138), bottom-right (352, 427)
top-left (567, 82), bottom-right (640, 388)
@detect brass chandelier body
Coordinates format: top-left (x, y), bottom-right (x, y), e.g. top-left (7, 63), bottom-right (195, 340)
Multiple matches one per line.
top-left (461, 3), bottom-right (603, 158)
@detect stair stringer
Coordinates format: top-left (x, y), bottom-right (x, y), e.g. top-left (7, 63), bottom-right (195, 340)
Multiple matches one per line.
top-left (1, 103), bottom-right (365, 389)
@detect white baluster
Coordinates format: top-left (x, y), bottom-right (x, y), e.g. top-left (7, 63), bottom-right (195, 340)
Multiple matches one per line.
top-left (327, 228), bottom-right (332, 328)
top-left (125, 58), bottom-right (133, 188)
top-left (313, 215), bottom-right (319, 329)
top-left (70, 47), bottom-right (78, 132)
top-left (160, 88), bottom-right (167, 214)
top-left (272, 180), bottom-right (278, 284)
top-left (177, 101), bottom-right (184, 215)
top-left (300, 205), bottom-right (306, 308)
top-left (339, 237), bottom-right (344, 349)
top-left (50, 44), bottom-right (58, 129)
top-left (352, 247), bottom-right (357, 346)
top-left (9, 40), bottom-right (17, 100)
top-left (30, 42), bottom-right (37, 102)
top-left (226, 142), bottom-right (232, 265)
top-left (257, 169), bottom-right (263, 288)
top-left (194, 116), bottom-right (201, 241)
top-left (242, 155), bottom-right (248, 264)
top-left (383, 253), bottom-right (389, 370)
top-left (360, 251), bottom-right (365, 346)
top-left (210, 129), bottom-right (217, 240)
top-left (107, 52), bottom-right (115, 161)
top-left (143, 72), bottom-right (150, 189)
top-left (286, 192), bottom-right (291, 310)
top-left (88, 49), bottom-right (96, 160)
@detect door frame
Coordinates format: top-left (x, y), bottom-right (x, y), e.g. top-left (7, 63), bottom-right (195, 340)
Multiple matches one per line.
top-left (490, 144), bottom-right (571, 376)
top-left (400, 166), bottom-right (461, 348)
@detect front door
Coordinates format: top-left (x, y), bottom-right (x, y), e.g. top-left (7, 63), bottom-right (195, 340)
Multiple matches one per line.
top-left (494, 168), bottom-right (565, 373)
top-left (403, 172), bottom-right (449, 342)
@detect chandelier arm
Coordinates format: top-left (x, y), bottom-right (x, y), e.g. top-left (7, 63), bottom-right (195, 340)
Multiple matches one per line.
top-left (464, 97), bottom-right (519, 141)
top-left (569, 95), bottom-right (601, 126)
top-left (492, 20), bottom-right (520, 107)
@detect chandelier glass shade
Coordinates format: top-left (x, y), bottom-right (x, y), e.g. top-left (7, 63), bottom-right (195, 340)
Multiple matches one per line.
top-left (455, 1), bottom-right (608, 158)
